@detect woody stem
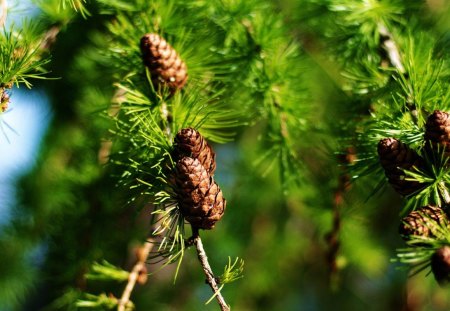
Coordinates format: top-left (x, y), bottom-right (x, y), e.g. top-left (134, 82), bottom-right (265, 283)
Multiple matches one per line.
top-left (117, 239), bottom-right (153, 311)
top-left (191, 227), bottom-right (230, 311)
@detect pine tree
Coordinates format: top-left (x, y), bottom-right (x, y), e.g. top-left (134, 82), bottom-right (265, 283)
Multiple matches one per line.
top-left (1, 0), bottom-right (450, 310)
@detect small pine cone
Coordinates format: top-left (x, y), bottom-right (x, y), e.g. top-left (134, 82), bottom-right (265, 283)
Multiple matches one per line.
top-left (378, 138), bottom-right (425, 196)
top-left (399, 205), bottom-right (448, 240)
top-left (173, 128), bottom-right (216, 175)
top-left (432, 246), bottom-right (450, 286)
top-left (140, 33), bottom-right (188, 93)
top-left (173, 157), bottom-right (225, 229)
top-left (424, 110), bottom-right (450, 157)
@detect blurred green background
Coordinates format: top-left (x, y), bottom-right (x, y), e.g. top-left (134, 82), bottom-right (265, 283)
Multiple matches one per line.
top-left (1, 0), bottom-right (450, 310)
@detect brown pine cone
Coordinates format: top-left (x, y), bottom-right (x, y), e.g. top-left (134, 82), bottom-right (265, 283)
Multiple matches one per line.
top-left (173, 157), bottom-right (225, 229)
top-left (378, 138), bottom-right (425, 196)
top-left (399, 205), bottom-right (448, 240)
top-left (432, 246), bottom-right (450, 286)
top-left (173, 128), bottom-right (216, 175)
top-left (424, 110), bottom-right (450, 157)
top-left (140, 33), bottom-right (188, 93)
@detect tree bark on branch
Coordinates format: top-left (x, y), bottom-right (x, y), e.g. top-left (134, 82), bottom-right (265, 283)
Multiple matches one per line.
top-left (118, 239), bottom-right (154, 311)
top-left (191, 227), bottom-right (230, 311)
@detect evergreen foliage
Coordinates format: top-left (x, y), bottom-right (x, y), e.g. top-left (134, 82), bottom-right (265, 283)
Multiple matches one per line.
top-left (1, 0), bottom-right (450, 310)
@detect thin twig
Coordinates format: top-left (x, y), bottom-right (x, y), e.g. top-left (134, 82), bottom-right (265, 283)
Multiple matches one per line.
top-left (117, 239), bottom-right (154, 311)
top-left (325, 147), bottom-right (356, 287)
top-left (40, 25), bottom-right (62, 51)
top-left (325, 188), bottom-right (343, 287)
top-left (161, 101), bottom-right (172, 140)
top-left (97, 89), bottom-right (125, 165)
top-left (378, 24), bottom-right (420, 125)
top-left (325, 183), bottom-right (345, 277)
top-left (0, 0), bottom-right (7, 28)
top-left (378, 24), bottom-right (405, 73)
top-left (191, 228), bottom-right (230, 311)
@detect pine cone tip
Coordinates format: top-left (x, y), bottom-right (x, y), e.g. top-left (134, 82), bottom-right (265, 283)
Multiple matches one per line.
top-left (173, 127), bottom-right (216, 175)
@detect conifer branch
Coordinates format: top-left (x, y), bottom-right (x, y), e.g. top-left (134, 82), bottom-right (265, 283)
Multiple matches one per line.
top-left (0, 0), bottom-right (6, 28)
top-left (325, 189), bottom-right (343, 285)
top-left (378, 24), bottom-right (405, 73)
top-left (377, 23), bottom-right (421, 124)
top-left (161, 101), bottom-right (172, 140)
top-left (325, 147), bottom-right (354, 286)
top-left (98, 89), bottom-right (124, 165)
top-left (117, 239), bottom-right (154, 311)
top-left (40, 25), bottom-right (62, 51)
top-left (191, 228), bottom-right (230, 311)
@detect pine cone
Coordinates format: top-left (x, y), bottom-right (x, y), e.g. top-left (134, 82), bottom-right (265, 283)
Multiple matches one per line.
top-left (378, 138), bottom-right (425, 196)
top-left (399, 205), bottom-right (448, 240)
top-left (432, 246), bottom-right (450, 286)
top-left (173, 128), bottom-right (216, 175)
top-left (173, 157), bottom-right (225, 229)
top-left (140, 33), bottom-right (188, 93)
top-left (424, 110), bottom-right (450, 157)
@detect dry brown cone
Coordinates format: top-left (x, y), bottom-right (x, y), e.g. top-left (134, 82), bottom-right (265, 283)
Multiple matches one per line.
top-left (424, 110), bottom-right (450, 158)
top-left (173, 157), bottom-right (225, 230)
top-left (173, 128), bottom-right (216, 175)
top-left (399, 205), bottom-right (448, 240)
top-left (378, 137), bottom-right (425, 196)
top-left (432, 246), bottom-right (450, 286)
top-left (140, 33), bottom-right (188, 93)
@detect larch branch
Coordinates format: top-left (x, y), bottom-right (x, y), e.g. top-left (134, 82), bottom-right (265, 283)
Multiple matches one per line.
top-left (192, 228), bottom-right (230, 311)
top-left (40, 25), bottom-right (62, 51)
top-left (378, 24), bottom-right (405, 73)
top-left (325, 147), bottom-right (355, 287)
top-left (117, 239), bottom-right (154, 311)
